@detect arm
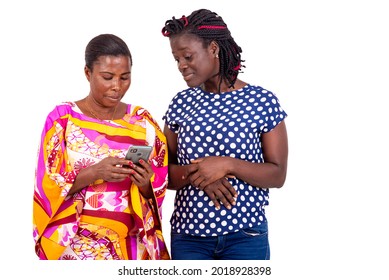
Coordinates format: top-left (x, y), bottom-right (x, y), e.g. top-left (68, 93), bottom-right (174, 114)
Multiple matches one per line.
top-left (164, 124), bottom-right (237, 209)
top-left (34, 107), bottom-right (83, 257)
top-left (230, 120), bottom-right (288, 188)
top-left (163, 124), bottom-right (191, 190)
top-left (187, 120), bottom-right (288, 189)
top-left (69, 157), bottom-right (135, 195)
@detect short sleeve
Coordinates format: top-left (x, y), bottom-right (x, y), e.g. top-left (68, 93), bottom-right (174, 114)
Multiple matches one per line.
top-left (258, 90), bottom-right (287, 133)
top-left (162, 91), bottom-right (184, 133)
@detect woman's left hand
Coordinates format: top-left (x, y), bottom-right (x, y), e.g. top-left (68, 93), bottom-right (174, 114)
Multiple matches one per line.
top-left (201, 178), bottom-right (237, 210)
top-left (128, 159), bottom-right (154, 198)
top-left (184, 156), bottom-right (232, 189)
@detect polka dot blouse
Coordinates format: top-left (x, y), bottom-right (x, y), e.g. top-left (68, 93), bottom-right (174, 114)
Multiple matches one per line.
top-left (163, 84), bottom-right (287, 236)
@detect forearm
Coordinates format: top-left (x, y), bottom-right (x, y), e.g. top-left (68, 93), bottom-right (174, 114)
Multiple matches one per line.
top-left (69, 165), bottom-right (99, 195)
top-left (167, 163), bottom-right (191, 190)
top-left (228, 157), bottom-right (287, 189)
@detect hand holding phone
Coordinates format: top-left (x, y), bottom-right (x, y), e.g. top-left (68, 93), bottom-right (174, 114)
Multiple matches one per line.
top-left (125, 145), bottom-right (152, 166)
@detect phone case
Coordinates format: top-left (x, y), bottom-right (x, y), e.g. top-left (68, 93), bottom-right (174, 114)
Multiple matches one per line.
top-left (125, 145), bottom-right (152, 165)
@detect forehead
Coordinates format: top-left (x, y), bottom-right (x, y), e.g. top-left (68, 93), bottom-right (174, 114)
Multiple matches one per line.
top-left (169, 33), bottom-right (206, 53)
top-left (93, 55), bottom-right (131, 71)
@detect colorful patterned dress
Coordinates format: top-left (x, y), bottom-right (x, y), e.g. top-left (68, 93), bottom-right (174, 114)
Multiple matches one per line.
top-left (33, 102), bottom-right (170, 260)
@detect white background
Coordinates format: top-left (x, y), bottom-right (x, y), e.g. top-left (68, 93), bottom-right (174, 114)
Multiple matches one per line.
top-left (1, 0), bottom-right (388, 279)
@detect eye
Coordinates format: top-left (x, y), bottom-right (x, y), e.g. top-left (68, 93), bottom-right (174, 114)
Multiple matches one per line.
top-left (102, 75), bottom-right (113, 80)
top-left (120, 73), bottom-right (130, 80)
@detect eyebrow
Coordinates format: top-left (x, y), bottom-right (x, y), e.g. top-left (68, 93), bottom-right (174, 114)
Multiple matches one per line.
top-left (99, 71), bottom-right (131, 75)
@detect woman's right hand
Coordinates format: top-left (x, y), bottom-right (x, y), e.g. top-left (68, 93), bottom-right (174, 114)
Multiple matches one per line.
top-left (92, 157), bottom-right (133, 183)
top-left (69, 156), bottom-right (133, 195)
top-left (199, 178), bottom-right (237, 210)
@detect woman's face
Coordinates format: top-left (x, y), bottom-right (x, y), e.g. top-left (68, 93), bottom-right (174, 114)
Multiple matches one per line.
top-left (170, 34), bottom-right (219, 88)
top-left (85, 55), bottom-right (131, 107)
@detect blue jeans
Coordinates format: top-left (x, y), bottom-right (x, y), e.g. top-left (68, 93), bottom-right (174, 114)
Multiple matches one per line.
top-left (171, 222), bottom-right (270, 260)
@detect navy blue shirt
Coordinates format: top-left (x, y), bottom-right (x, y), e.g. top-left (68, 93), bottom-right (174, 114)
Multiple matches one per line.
top-left (163, 84), bottom-right (287, 236)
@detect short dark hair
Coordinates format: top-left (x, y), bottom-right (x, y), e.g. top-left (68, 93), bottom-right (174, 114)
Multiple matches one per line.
top-left (162, 9), bottom-right (244, 88)
top-left (85, 34), bottom-right (132, 70)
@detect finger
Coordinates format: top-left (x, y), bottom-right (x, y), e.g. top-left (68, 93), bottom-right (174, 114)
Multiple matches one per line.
top-left (138, 159), bottom-right (153, 172)
top-left (204, 187), bottom-right (221, 210)
top-left (133, 165), bottom-right (154, 181)
top-left (217, 195), bottom-right (232, 210)
top-left (130, 163), bottom-right (142, 174)
top-left (110, 173), bottom-right (127, 182)
top-left (212, 189), bottom-right (233, 210)
top-left (188, 171), bottom-right (199, 183)
top-left (218, 184), bottom-right (236, 209)
top-left (190, 158), bottom-right (203, 164)
top-left (198, 177), bottom-right (215, 189)
top-left (130, 173), bottom-right (150, 189)
top-left (221, 177), bottom-right (238, 198)
top-left (129, 173), bottom-right (139, 184)
top-left (109, 157), bottom-right (131, 167)
top-left (113, 165), bottom-right (133, 176)
top-left (183, 164), bottom-right (198, 179)
top-left (128, 161), bottom-right (147, 173)
top-left (191, 175), bottom-right (205, 189)
top-left (130, 171), bottom-right (144, 185)
top-left (129, 164), bottom-right (152, 181)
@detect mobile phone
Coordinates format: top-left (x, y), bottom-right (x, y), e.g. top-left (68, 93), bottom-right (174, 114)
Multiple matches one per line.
top-left (125, 145), bottom-right (152, 166)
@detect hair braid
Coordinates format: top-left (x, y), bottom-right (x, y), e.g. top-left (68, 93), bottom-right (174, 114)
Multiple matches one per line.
top-left (162, 9), bottom-right (244, 89)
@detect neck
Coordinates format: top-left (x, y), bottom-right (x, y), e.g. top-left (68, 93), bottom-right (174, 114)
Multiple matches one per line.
top-left (201, 79), bottom-right (246, 94)
top-left (85, 96), bottom-right (119, 121)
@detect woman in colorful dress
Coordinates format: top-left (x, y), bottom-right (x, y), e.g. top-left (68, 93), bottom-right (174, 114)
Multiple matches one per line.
top-left (161, 9), bottom-right (288, 260)
top-left (33, 34), bottom-right (169, 260)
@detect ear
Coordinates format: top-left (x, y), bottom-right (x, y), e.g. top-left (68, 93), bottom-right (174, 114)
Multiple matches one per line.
top-left (209, 41), bottom-right (220, 57)
top-left (84, 66), bottom-right (92, 81)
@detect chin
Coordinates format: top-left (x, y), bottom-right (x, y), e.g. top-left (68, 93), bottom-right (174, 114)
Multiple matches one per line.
top-left (185, 80), bottom-right (201, 88)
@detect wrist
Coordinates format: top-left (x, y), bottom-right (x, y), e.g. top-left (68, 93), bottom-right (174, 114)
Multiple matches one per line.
top-left (226, 157), bottom-right (235, 177)
top-left (138, 181), bottom-right (153, 199)
top-left (84, 164), bottom-right (103, 185)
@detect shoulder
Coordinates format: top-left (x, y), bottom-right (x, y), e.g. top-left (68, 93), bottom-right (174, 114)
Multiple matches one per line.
top-left (56, 101), bottom-right (76, 112)
top-left (46, 101), bottom-right (76, 119)
top-left (126, 104), bottom-right (159, 124)
top-left (244, 84), bottom-right (271, 94)
top-left (172, 87), bottom-right (199, 100)
top-left (167, 88), bottom-right (201, 108)
top-left (41, 102), bottom-right (77, 130)
top-left (244, 84), bottom-right (282, 101)
top-left (128, 104), bottom-right (150, 117)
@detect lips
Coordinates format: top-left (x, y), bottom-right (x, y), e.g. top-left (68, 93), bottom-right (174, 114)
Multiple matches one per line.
top-left (106, 95), bottom-right (121, 101)
top-left (183, 73), bottom-right (194, 81)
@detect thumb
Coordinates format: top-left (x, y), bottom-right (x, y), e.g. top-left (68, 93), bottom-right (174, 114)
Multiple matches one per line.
top-left (191, 158), bottom-right (203, 164)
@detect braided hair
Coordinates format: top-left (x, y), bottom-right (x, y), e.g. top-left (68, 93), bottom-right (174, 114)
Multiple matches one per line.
top-left (162, 9), bottom-right (244, 89)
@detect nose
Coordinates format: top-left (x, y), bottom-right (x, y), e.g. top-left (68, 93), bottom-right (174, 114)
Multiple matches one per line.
top-left (112, 78), bottom-right (121, 91)
top-left (177, 59), bottom-right (188, 73)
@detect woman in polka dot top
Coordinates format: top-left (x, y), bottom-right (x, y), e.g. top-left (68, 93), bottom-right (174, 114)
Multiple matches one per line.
top-left (161, 9), bottom-right (288, 260)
